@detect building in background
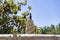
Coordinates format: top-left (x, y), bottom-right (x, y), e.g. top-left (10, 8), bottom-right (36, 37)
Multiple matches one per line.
top-left (25, 12), bottom-right (35, 34)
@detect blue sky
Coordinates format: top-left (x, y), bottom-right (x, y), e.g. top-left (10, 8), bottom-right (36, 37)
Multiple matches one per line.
top-left (16, 0), bottom-right (60, 27)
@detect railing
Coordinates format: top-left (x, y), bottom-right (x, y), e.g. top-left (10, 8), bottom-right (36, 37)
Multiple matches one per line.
top-left (0, 34), bottom-right (60, 40)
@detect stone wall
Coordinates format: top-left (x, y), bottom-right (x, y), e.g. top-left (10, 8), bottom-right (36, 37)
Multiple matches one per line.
top-left (0, 34), bottom-right (60, 40)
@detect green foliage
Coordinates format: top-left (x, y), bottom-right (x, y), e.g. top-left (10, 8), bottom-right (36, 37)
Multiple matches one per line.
top-left (0, 0), bottom-right (30, 34)
top-left (34, 26), bottom-right (41, 34)
top-left (56, 23), bottom-right (60, 34)
top-left (28, 6), bottom-right (32, 11)
top-left (36, 23), bottom-right (60, 34)
top-left (0, 0), bottom-right (2, 2)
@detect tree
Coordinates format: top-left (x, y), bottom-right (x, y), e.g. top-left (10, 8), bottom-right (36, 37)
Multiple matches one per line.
top-left (34, 26), bottom-right (41, 34)
top-left (56, 23), bottom-right (60, 34)
top-left (0, 0), bottom-right (31, 34)
top-left (46, 24), bottom-right (56, 34)
top-left (41, 26), bottom-right (48, 34)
